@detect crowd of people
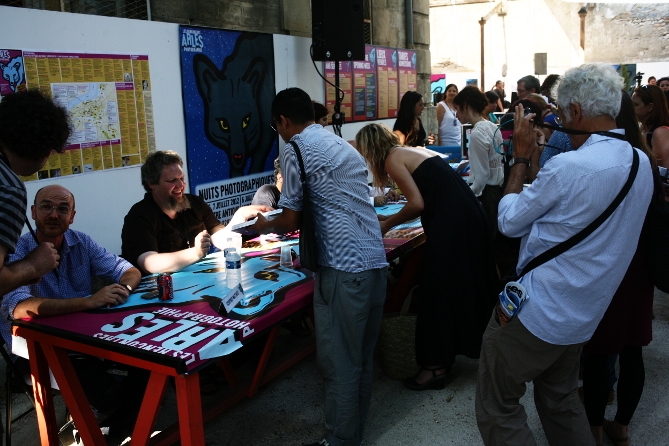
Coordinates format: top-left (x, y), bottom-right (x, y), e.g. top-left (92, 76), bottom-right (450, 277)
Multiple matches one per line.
top-left (0, 62), bottom-right (667, 446)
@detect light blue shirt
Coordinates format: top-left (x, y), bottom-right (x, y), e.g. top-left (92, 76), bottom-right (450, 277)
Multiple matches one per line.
top-left (499, 132), bottom-right (654, 345)
top-left (1, 229), bottom-right (134, 354)
top-left (279, 124), bottom-right (387, 273)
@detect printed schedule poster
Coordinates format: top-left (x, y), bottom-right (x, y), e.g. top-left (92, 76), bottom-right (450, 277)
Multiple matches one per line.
top-left (180, 26), bottom-right (278, 225)
top-left (0, 50), bottom-right (156, 182)
top-left (353, 45), bottom-right (377, 121)
top-left (376, 47), bottom-right (398, 119)
top-left (324, 61), bottom-right (353, 123)
top-left (397, 49), bottom-right (417, 104)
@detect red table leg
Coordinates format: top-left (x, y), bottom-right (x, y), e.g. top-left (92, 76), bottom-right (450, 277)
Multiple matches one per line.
top-left (26, 339), bottom-right (58, 446)
top-left (248, 325), bottom-right (280, 397)
top-left (40, 344), bottom-right (106, 446)
top-left (130, 371), bottom-right (168, 445)
top-left (219, 357), bottom-right (239, 388)
top-left (175, 373), bottom-right (204, 446)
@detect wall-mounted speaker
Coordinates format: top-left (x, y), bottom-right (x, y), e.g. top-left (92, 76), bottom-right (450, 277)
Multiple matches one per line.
top-left (312, 0), bottom-right (365, 61)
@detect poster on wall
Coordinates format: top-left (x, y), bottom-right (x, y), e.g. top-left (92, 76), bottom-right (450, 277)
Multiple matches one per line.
top-left (324, 61), bottom-right (353, 123)
top-left (180, 26), bottom-right (278, 225)
top-left (376, 47), bottom-right (398, 119)
top-left (0, 49), bottom-right (156, 182)
top-left (353, 45), bottom-right (377, 121)
top-left (430, 74), bottom-right (446, 104)
top-left (614, 64), bottom-right (637, 95)
top-left (397, 49), bottom-right (416, 105)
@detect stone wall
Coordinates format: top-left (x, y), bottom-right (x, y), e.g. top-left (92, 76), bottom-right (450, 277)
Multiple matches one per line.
top-left (581, 3), bottom-right (669, 63)
top-left (150, 0), bottom-right (432, 101)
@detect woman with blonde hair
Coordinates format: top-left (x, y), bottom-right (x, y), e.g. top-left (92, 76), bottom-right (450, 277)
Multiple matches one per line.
top-left (355, 123), bottom-right (498, 390)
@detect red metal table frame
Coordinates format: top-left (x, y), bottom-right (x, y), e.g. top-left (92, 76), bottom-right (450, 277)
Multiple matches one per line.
top-left (14, 229), bottom-right (424, 446)
top-left (13, 295), bottom-right (315, 446)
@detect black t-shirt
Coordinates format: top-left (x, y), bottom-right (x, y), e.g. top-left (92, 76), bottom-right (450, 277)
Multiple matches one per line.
top-left (121, 193), bottom-right (223, 269)
top-left (251, 184), bottom-right (281, 209)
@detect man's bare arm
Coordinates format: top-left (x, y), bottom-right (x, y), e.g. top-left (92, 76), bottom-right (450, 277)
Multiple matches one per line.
top-left (253, 208), bottom-right (301, 235)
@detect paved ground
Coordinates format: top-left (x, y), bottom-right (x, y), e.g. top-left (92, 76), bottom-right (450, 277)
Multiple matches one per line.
top-left (2, 288), bottom-right (668, 445)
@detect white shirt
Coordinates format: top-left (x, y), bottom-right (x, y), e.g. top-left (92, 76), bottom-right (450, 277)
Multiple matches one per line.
top-left (498, 132), bottom-right (654, 345)
top-left (467, 119), bottom-right (504, 196)
top-left (437, 101), bottom-right (461, 147)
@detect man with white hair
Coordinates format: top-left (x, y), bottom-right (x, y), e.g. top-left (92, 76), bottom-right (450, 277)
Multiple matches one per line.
top-left (475, 63), bottom-right (654, 445)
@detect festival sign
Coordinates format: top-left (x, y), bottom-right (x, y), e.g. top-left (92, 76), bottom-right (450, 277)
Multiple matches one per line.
top-left (352, 45), bottom-right (377, 121)
top-left (0, 49), bottom-right (155, 182)
top-left (180, 26), bottom-right (278, 225)
top-left (397, 49), bottom-right (417, 104)
top-left (324, 60), bottom-right (353, 123)
top-left (376, 47), bottom-right (398, 119)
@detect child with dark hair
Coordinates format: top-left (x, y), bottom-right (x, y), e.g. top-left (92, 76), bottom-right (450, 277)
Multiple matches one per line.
top-left (312, 101), bottom-right (329, 126)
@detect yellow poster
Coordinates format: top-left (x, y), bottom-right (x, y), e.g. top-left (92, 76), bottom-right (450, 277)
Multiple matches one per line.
top-left (8, 51), bottom-right (156, 181)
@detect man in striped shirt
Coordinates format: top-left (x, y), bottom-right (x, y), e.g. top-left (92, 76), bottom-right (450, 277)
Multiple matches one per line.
top-left (0, 90), bottom-right (70, 296)
top-left (254, 88), bottom-right (388, 446)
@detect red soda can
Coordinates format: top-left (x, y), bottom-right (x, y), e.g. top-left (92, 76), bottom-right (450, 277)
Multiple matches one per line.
top-left (157, 273), bottom-right (174, 301)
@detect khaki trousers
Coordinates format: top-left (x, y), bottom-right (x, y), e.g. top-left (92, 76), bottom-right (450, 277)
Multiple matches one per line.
top-left (475, 310), bottom-right (594, 446)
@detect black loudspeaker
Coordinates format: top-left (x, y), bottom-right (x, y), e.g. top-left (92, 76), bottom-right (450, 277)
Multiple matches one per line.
top-left (312, 0), bottom-right (365, 61)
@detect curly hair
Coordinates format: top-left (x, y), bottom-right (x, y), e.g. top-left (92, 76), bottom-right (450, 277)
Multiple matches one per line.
top-left (633, 84), bottom-right (669, 130)
top-left (555, 63), bottom-right (623, 122)
top-left (0, 90), bottom-right (70, 160)
top-left (141, 150), bottom-right (183, 192)
top-left (393, 91), bottom-right (423, 144)
top-left (355, 123), bottom-right (401, 189)
top-left (453, 86), bottom-right (488, 115)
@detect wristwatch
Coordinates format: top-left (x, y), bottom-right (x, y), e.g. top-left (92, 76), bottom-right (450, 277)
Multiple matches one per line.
top-left (120, 283), bottom-right (132, 292)
top-left (509, 157), bottom-right (530, 167)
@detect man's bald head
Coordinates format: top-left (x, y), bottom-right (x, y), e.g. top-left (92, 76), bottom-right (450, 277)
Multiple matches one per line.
top-left (34, 185), bottom-right (75, 209)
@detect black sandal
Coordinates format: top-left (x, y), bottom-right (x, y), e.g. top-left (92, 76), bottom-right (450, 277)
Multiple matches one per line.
top-left (403, 367), bottom-right (447, 390)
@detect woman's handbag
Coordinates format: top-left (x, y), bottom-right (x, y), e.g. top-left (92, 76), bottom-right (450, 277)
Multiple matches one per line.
top-left (377, 286), bottom-right (420, 380)
top-left (289, 141), bottom-right (319, 271)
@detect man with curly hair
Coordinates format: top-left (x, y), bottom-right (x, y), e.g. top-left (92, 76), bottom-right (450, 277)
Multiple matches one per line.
top-left (0, 90), bottom-right (71, 295)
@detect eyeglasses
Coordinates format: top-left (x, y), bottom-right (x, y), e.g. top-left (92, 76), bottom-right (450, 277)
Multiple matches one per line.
top-left (270, 118), bottom-right (277, 132)
top-left (517, 88), bottom-right (527, 94)
top-left (37, 204), bottom-right (72, 215)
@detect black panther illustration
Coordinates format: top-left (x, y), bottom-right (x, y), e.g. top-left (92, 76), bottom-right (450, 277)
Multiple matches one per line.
top-left (194, 33), bottom-right (276, 178)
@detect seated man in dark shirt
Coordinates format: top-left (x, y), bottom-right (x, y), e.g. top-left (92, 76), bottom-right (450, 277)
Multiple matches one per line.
top-left (122, 150), bottom-right (268, 273)
top-left (251, 156), bottom-right (282, 209)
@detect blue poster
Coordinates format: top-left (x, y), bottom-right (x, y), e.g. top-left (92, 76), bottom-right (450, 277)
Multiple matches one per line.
top-left (180, 26), bottom-right (278, 224)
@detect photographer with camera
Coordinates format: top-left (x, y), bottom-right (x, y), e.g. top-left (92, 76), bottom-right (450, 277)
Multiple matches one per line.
top-left (475, 63), bottom-right (654, 446)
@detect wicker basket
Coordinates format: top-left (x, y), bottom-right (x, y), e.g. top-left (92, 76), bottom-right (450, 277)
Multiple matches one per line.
top-left (377, 287), bottom-right (419, 380)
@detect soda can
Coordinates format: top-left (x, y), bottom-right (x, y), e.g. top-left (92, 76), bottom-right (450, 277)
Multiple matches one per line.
top-left (157, 273), bottom-right (174, 301)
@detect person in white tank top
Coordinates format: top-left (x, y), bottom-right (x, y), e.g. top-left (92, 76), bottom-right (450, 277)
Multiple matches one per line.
top-left (436, 84), bottom-right (462, 147)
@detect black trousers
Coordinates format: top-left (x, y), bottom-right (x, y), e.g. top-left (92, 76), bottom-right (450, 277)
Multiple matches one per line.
top-left (582, 345), bottom-right (645, 426)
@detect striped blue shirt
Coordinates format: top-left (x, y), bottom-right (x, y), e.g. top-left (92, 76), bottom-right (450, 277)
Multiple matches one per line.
top-left (1, 229), bottom-right (134, 353)
top-left (279, 124), bottom-right (387, 273)
top-left (0, 154), bottom-right (27, 255)
top-left (499, 132), bottom-right (654, 345)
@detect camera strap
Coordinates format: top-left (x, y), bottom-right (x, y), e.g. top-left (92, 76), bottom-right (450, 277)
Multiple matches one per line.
top-left (536, 122), bottom-right (627, 141)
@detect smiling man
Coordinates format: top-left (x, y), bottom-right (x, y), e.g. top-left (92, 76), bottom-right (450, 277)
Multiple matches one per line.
top-left (121, 150), bottom-right (266, 274)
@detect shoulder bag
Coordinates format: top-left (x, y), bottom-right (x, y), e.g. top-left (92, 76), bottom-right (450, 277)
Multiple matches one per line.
top-left (289, 141), bottom-right (319, 271)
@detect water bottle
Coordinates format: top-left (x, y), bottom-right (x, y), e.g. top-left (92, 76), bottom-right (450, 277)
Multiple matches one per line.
top-left (223, 237), bottom-right (234, 280)
top-left (226, 247), bottom-right (241, 289)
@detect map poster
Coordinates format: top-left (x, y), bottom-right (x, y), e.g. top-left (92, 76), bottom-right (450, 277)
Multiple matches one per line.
top-left (397, 49), bottom-right (417, 104)
top-left (0, 50), bottom-right (156, 182)
top-left (352, 45), bottom-right (377, 121)
top-left (180, 26), bottom-right (278, 225)
top-left (323, 60), bottom-right (353, 123)
top-left (376, 47), bottom-right (398, 119)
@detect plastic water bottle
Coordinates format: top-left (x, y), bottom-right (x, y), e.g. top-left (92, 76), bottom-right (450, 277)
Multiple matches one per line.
top-left (226, 248), bottom-right (241, 289)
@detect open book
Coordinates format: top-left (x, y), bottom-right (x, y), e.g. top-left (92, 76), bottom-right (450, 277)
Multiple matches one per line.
top-left (229, 209), bottom-right (283, 236)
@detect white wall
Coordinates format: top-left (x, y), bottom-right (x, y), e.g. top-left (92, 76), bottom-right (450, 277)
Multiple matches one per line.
top-left (1, 6), bottom-right (185, 255)
top-left (1, 7), bottom-right (394, 254)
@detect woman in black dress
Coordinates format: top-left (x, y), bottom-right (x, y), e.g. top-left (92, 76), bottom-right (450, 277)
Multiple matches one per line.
top-left (356, 123), bottom-right (498, 390)
top-left (393, 91), bottom-right (435, 147)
